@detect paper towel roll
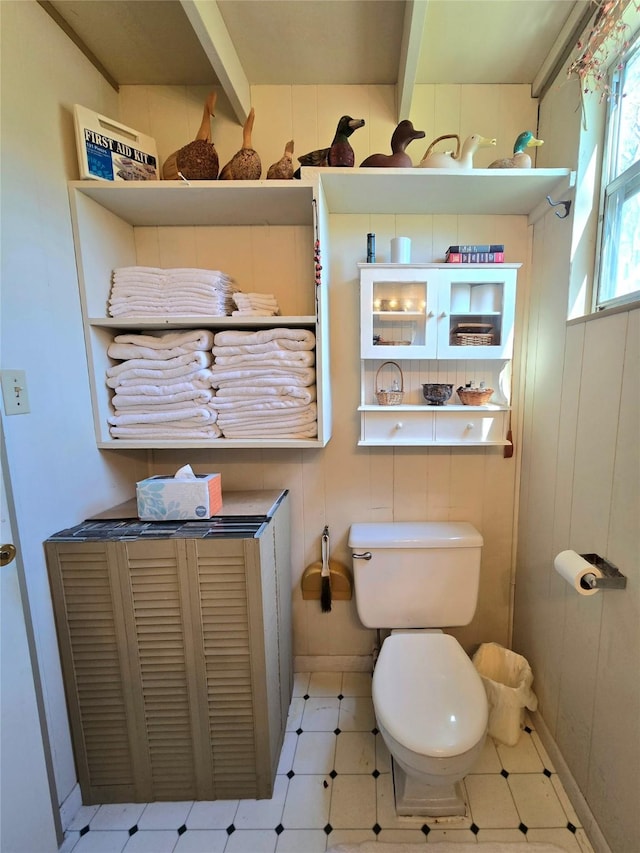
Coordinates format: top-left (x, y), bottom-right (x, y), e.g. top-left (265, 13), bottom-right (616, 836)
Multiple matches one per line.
top-left (554, 550), bottom-right (602, 595)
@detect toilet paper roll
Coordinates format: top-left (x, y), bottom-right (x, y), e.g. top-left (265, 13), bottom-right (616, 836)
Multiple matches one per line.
top-left (470, 284), bottom-right (500, 313)
top-left (554, 550), bottom-right (602, 595)
top-left (391, 237), bottom-right (411, 264)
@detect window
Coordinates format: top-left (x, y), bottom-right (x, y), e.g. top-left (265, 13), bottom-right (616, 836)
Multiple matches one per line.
top-left (595, 32), bottom-right (640, 311)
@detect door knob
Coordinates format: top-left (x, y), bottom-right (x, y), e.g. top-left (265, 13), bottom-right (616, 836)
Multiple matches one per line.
top-left (0, 544), bottom-right (17, 567)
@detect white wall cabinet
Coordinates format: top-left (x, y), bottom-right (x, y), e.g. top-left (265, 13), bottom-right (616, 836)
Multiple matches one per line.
top-left (359, 264), bottom-right (518, 359)
top-left (357, 263), bottom-right (521, 447)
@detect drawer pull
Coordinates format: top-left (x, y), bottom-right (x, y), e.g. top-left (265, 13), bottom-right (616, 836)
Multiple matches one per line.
top-left (466, 422), bottom-right (475, 430)
top-left (395, 422), bottom-right (403, 429)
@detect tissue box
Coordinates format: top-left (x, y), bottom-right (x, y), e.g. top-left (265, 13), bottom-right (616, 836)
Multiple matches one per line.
top-left (136, 473), bottom-right (222, 520)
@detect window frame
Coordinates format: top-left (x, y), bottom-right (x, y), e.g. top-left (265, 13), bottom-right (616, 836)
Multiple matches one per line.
top-left (593, 31), bottom-right (640, 312)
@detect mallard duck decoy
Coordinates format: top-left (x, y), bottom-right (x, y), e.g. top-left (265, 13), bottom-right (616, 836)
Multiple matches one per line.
top-left (267, 140), bottom-right (295, 180)
top-left (360, 120), bottom-right (426, 168)
top-left (162, 91), bottom-right (219, 180)
top-left (488, 131), bottom-right (544, 169)
top-left (218, 107), bottom-right (262, 180)
top-left (418, 133), bottom-right (496, 169)
top-left (297, 115), bottom-right (366, 169)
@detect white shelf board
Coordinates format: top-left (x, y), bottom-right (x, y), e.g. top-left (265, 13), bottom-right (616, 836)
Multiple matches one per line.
top-left (98, 438), bottom-right (326, 450)
top-left (358, 404), bottom-right (509, 412)
top-left (358, 439), bottom-right (510, 446)
top-left (89, 315), bottom-right (317, 329)
top-left (69, 179), bottom-right (316, 227)
top-left (311, 167), bottom-right (575, 216)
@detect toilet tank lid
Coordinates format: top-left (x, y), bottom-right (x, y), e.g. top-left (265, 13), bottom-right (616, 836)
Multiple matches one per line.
top-left (348, 521), bottom-right (483, 549)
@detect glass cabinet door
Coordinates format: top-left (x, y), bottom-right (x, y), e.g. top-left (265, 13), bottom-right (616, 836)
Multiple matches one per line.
top-left (436, 268), bottom-right (517, 359)
top-left (360, 267), bottom-right (438, 358)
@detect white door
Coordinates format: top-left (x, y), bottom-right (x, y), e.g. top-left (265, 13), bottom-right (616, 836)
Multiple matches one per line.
top-left (1, 444), bottom-right (59, 853)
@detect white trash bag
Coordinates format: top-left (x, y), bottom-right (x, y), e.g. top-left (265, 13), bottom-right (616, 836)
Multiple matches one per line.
top-left (472, 642), bottom-right (538, 746)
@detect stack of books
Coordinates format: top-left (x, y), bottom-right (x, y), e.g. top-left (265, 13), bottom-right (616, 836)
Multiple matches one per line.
top-left (445, 244), bottom-right (504, 263)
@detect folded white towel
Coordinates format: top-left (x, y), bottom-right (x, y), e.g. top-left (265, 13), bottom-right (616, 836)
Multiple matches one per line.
top-left (213, 351), bottom-right (315, 368)
top-left (110, 423), bottom-right (223, 439)
top-left (112, 389), bottom-right (213, 408)
top-left (217, 403), bottom-right (316, 427)
top-left (215, 385), bottom-right (315, 402)
top-left (108, 406), bottom-right (217, 426)
top-left (214, 328), bottom-right (315, 348)
top-left (212, 339), bottom-right (315, 357)
top-left (113, 329), bottom-right (214, 350)
top-left (231, 309), bottom-right (279, 316)
top-left (112, 373), bottom-right (213, 394)
top-left (106, 351), bottom-right (211, 379)
top-left (216, 374), bottom-right (316, 389)
top-left (210, 396), bottom-right (313, 412)
top-left (220, 422), bottom-right (317, 439)
top-left (210, 366), bottom-right (316, 387)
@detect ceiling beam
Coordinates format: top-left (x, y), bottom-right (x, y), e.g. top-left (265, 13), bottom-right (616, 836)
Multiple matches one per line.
top-left (396, 0), bottom-right (429, 123)
top-left (532, 1), bottom-right (598, 98)
top-left (179, 0), bottom-right (251, 124)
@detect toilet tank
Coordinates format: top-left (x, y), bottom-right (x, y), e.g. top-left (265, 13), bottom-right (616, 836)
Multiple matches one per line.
top-left (348, 522), bottom-right (483, 629)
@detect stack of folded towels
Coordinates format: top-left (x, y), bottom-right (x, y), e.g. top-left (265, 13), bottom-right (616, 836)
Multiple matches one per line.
top-left (106, 329), bottom-right (221, 439)
top-left (232, 292), bottom-right (280, 316)
top-left (109, 267), bottom-right (236, 318)
top-left (210, 328), bottom-right (317, 439)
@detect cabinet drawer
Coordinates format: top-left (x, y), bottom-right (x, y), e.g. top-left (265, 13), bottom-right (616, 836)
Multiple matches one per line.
top-left (361, 411), bottom-right (434, 443)
top-left (434, 411), bottom-right (507, 443)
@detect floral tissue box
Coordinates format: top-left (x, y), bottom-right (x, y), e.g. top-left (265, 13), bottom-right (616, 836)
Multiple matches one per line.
top-left (136, 473), bottom-right (222, 520)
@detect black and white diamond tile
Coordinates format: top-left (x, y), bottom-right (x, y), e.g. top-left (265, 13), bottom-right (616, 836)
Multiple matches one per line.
top-left (60, 672), bottom-right (595, 853)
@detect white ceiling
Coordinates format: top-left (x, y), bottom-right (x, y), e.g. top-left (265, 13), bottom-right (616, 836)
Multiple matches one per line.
top-left (43, 0), bottom-right (594, 122)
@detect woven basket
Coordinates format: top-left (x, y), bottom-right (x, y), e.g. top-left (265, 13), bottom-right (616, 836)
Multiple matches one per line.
top-left (375, 361), bottom-right (404, 406)
top-left (453, 323), bottom-right (494, 346)
top-left (457, 387), bottom-right (494, 406)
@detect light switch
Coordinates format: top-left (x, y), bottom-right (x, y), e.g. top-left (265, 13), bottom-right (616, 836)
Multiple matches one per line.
top-left (1, 370), bottom-right (30, 415)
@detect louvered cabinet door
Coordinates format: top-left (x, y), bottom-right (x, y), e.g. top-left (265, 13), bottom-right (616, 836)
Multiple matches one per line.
top-left (187, 537), bottom-right (263, 798)
top-left (45, 541), bottom-right (143, 804)
top-left (118, 538), bottom-right (211, 801)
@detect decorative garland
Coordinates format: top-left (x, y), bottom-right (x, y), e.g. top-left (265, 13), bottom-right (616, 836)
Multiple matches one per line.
top-left (567, 0), bottom-right (639, 128)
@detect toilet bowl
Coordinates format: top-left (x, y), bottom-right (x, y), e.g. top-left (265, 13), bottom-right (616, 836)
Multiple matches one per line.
top-left (348, 521), bottom-right (489, 816)
top-left (374, 631), bottom-right (488, 815)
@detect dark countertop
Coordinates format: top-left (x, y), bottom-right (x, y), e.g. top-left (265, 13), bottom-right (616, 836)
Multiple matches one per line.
top-left (47, 489), bottom-right (288, 541)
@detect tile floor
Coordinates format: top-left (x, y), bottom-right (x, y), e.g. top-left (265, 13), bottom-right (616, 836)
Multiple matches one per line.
top-left (60, 671), bottom-right (595, 853)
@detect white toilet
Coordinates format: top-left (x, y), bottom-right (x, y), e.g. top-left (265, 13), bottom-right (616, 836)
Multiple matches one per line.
top-left (348, 521), bottom-right (489, 817)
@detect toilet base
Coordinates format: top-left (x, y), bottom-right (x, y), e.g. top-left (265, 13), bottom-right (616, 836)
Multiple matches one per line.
top-left (392, 759), bottom-right (467, 817)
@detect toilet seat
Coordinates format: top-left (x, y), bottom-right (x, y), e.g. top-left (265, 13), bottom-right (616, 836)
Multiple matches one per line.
top-left (373, 632), bottom-right (488, 758)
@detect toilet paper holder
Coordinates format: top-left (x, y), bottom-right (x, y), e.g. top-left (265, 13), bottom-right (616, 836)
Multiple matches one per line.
top-left (579, 554), bottom-right (627, 590)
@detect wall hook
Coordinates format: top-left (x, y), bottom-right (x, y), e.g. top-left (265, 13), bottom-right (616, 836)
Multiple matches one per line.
top-left (546, 194), bottom-right (572, 219)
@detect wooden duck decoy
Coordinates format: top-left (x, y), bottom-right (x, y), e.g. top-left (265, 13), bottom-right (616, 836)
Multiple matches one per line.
top-left (162, 91), bottom-right (218, 180)
top-left (488, 130), bottom-right (544, 169)
top-left (267, 139), bottom-right (295, 180)
top-left (360, 120), bottom-right (426, 168)
top-left (218, 107), bottom-right (262, 180)
top-left (297, 115), bottom-right (366, 170)
top-left (418, 133), bottom-right (496, 169)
